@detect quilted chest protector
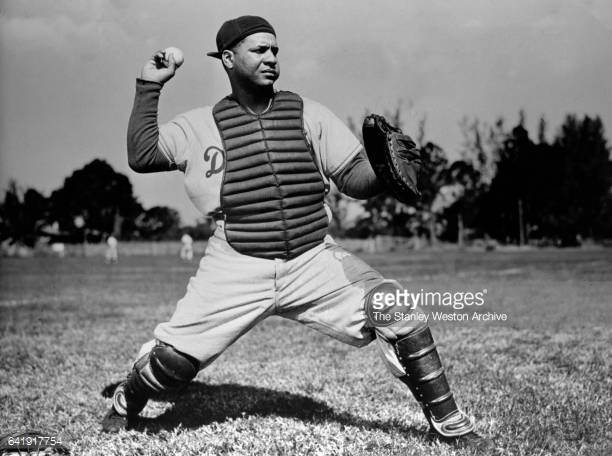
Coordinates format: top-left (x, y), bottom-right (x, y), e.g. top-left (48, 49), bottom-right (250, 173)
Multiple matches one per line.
top-left (212, 91), bottom-right (328, 260)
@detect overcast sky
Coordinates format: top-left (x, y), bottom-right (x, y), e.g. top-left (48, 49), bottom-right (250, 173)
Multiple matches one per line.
top-left (1, 0), bottom-right (611, 224)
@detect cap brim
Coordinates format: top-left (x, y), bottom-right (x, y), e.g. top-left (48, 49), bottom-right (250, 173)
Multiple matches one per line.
top-left (206, 51), bottom-right (222, 59)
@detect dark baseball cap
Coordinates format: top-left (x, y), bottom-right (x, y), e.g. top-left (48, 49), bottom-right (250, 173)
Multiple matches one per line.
top-left (206, 15), bottom-right (276, 59)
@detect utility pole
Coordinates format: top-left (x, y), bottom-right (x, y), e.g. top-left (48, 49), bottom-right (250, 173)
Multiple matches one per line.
top-left (457, 213), bottom-right (464, 248)
top-left (518, 199), bottom-right (525, 246)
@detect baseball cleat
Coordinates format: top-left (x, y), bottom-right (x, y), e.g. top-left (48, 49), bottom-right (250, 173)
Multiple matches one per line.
top-left (429, 429), bottom-right (497, 451)
top-left (427, 409), bottom-right (475, 438)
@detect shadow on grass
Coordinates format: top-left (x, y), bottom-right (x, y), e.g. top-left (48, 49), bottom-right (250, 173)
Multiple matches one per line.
top-left (101, 381), bottom-right (422, 438)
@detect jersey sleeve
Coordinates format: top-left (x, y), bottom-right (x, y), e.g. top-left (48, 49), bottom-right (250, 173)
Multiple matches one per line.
top-left (158, 114), bottom-right (193, 170)
top-left (302, 97), bottom-right (364, 178)
top-left (126, 79), bottom-right (204, 174)
top-left (127, 79), bottom-right (177, 173)
top-left (158, 108), bottom-right (214, 172)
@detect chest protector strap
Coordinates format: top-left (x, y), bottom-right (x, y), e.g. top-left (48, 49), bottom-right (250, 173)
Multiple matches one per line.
top-left (213, 91), bottom-right (328, 260)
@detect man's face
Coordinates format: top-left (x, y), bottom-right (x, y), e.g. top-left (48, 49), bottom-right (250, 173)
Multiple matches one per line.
top-left (225, 32), bottom-right (279, 88)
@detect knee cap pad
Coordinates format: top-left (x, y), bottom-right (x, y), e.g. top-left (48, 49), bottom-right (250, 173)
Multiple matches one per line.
top-left (130, 342), bottom-right (199, 396)
top-left (149, 343), bottom-right (200, 389)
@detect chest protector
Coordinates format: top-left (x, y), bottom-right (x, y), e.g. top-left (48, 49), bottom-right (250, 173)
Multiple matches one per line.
top-left (213, 91), bottom-right (328, 260)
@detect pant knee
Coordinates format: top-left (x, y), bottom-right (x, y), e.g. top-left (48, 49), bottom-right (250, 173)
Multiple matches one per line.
top-left (136, 339), bottom-right (156, 363)
top-left (365, 279), bottom-right (428, 342)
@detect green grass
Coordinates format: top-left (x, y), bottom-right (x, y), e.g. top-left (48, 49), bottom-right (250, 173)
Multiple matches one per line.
top-left (1, 248), bottom-right (611, 455)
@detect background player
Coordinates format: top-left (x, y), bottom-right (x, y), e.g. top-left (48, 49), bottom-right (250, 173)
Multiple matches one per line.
top-left (105, 235), bottom-right (118, 264)
top-left (179, 232), bottom-right (194, 261)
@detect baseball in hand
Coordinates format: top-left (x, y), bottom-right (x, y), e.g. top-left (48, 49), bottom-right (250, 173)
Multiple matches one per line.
top-left (164, 47), bottom-right (184, 67)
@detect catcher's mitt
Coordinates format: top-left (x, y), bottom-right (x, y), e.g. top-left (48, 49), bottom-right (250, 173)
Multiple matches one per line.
top-left (362, 114), bottom-right (422, 204)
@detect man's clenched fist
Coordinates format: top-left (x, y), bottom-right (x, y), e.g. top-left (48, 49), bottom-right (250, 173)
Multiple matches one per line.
top-left (139, 47), bottom-right (184, 84)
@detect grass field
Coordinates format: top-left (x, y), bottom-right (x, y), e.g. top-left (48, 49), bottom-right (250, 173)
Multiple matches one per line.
top-left (1, 248), bottom-right (611, 455)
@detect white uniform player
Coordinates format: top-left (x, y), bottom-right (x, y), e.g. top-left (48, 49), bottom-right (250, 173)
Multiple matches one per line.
top-left (105, 235), bottom-right (118, 264)
top-left (179, 233), bottom-right (193, 261)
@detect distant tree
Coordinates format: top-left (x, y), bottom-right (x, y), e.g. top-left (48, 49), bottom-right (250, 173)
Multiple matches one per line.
top-left (135, 206), bottom-right (181, 240)
top-left (439, 117), bottom-right (502, 244)
top-left (481, 112), bottom-right (536, 244)
top-left (416, 140), bottom-right (449, 244)
top-left (509, 114), bottom-right (612, 244)
top-left (439, 160), bottom-right (481, 246)
top-left (480, 113), bottom-right (612, 245)
top-left (552, 115), bottom-right (612, 240)
top-left (457, 116), bottom-right (501, 186)
top-left (0, 181), bottom-right (50, 247)
top-left (537, 116), bottom-right (548, 144)
top-left (49, 159), bottom-right (143, 241)
top-left (526, 119), bottom-right (561, 241)
top-left (594, 193), bottom-right (612, 239)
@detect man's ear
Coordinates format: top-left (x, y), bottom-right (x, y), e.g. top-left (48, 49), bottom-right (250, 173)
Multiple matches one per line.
top-left (221, 50), bottom-right (234, 70)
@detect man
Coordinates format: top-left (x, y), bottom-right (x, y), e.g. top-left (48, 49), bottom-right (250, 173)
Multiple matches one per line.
top-left (105, 235), bottom-right (118, 264)
top-left (180, 232), bottom-right (194, 261)
top-left (102, 15), bottom-right (488, 448)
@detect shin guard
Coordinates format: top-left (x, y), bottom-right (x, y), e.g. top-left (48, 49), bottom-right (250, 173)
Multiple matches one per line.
top-left (113, 342), bottom-right (199, 417)
top-left (395, 326), bottom-right (474, 438)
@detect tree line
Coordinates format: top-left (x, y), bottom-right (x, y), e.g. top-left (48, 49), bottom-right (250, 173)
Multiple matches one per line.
top-left (331, 110), bottom-right (612, 247)
top-left (1, 111), bottom-right (611, 248)
top-left (0, 159), bottom-right (214, 247)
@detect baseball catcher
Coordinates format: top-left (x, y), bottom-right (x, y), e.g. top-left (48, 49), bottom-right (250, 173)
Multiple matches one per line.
top-left (102, 15), bottom-right (492, 449)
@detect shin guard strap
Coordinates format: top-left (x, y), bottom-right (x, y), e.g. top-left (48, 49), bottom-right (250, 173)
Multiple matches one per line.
top-left (396, 325), bottom-right (434, 353)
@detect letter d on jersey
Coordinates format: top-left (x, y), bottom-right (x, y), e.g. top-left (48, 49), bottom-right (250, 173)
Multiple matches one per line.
top-left (203, 146), bottom-right (226, 177)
